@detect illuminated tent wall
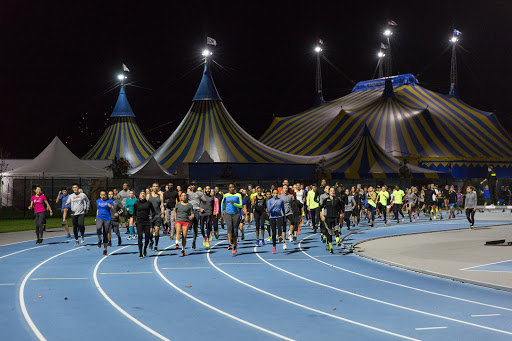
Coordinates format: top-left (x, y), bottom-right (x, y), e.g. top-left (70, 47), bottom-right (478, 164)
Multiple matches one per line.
top-left (82, 87), bottom-right (155, 167)
top-left (259, 74), bottom-right (512, 178)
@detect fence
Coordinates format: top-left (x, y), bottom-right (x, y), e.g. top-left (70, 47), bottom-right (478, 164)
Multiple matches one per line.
top-left (1, 176), bottom-right (511, 218)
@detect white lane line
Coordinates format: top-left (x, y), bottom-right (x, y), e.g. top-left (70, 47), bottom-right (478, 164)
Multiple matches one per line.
top-left (154, 246), bottom-right (295, 341)
top-left (161, 267), bottom-right (210, 270)
top-left (206, 240), bottom-right (419, 341)
top-left (31, 278), bottom-right (88, 280)
top-left (0, 245), bottom-right (48, 259)
top-left (471, 314), bottom-right (501, 317)
top-left (0, 283), bottom-right (15, 285)
top-left (263, 244), bottom-right (512, 336)
top-left (415, 327), bottom-right (447, 330)
top-left (217, 263), bottom-right (262, 265)
top-left (93, 246), bottom-right (171, 341)
top-left (20, 247), bottom-right (80, 341)
top-left (99, 272), bottom-right (153, 275)
top-left (461, 259), bottom-right (512, 271)
top-left (299, 234), bottom-right (512, 312)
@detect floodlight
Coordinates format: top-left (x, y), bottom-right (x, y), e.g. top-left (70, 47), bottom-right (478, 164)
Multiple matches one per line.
top-left (378, 51), bottom-right (385, 58)
top-left (450, 36), bottom-right (458, 43)
top-left (314, 46), bottom-right (322, 53)
top-left (384, 29), bottom-right (392, 37)
top-left (202, 49), bottom-right (212, 57)
top-left (117, 74), bottom-right (125, 80)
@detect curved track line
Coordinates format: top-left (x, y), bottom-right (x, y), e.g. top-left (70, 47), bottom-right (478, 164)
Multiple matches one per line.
top-left (20, 248), bottom-right (80, 341)
top-left (154, 245), bottom-right (295, 341)
top-left (0, 245), bottom-right (48, 260)
top-left (255, 245), bottom-right (512, 336)
top-left (93, 246), bottom-right (172, 341)
top-left (299, 234), bottom-right (512, 312)
top-left (206, 239), bottom-right (420, 341)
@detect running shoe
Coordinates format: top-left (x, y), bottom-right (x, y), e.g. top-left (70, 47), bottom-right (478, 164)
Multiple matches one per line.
top-left (103, 250), bottom-right (107, 256)
top-left (272, 247), bottom-right (276, 253)
top-left (267, 236), bottom-right (271, 242)
top-left (330, 248), bottom-right (334, 254)
top-left (205, 240), bottom-right (210, 248)
top-left (241, 232), bottom-right (245, 240)
top-left (288, 234), bottom-right (293, 242)
top-left (283, 243), bottom-right (287, 250)
top-left (470, 224), bottom-right (474, 229)
top-left (181, 250), bottom-right (185, 257)
top-left (143, 249), bottom-right (147, 257)
top-left (256, 240), bottom-right (260, 247)
top-left (139, 254), bottom-right (143, 259)
top-left (228, 245), bottom-right (232, 250)
top-left (66, 233), bottom-right (71, 238)
top-left (175, 243), bottom-right (179, 249)
top-left (293, 235), bottom-right (297, 242)
top-left (118, 237), bottom-right (122, 246)
top-left (325, 243), bottom-right (329, 251)
top-left (232, 244), bottom-right (237, 255)
top-left (149, 241), bottom-right (154, 249)
top-left (81, 236), bottom-right (85, 244)
top-left (62, 221), bottom-right (66, 226)
top-left (97, 241), bottom-right (101, 248)
top-left (448, 217), bottom-right (451, 220)
top-left (154, 246), bottom-right (158, 252)
top-left (125, 231), bottom-right (129, 234)
top-left (209, 236), bottom-right (213, 242)
top-left (75, 240), bottom-right (79, 247)
top-left (192, 241), bottom-right (196, 249)
top-left (261, 239), bottom-right (265, 246)
top-left (297, 227), bottom-right (301, 234)
top-left (347, 226), bottom-right (351, 231)
top-left (108, 241), bottom-right (112, 247)
top-left (203, 238), bottom-right (206, 247)
top-left (215, 232), bottom-right (219, 239)
top-left (127, 235), bottom-right (132, 240)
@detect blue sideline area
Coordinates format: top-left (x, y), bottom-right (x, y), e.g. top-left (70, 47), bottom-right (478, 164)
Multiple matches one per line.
top-left (1, 214), bottom-right (512, 341)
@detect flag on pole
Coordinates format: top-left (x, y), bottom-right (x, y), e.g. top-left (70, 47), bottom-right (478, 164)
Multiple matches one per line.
top-left (122, 63), bottom-right (130, 72)
top-left (318, 38), bottom-right (324, 46)
top-left (207, 37), bottom-right (217, 46)
top-left (388, 20), bottom-right (398, 26)
top-left (381, 43), bottom-right (388, 49)
top-left (453, 29), bottom-right (462, 36)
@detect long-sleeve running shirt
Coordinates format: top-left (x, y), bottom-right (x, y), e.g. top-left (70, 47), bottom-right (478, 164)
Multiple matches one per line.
top-left (66, 193), bottom-right (90, 216)
top-left (133, 199), bottom-right (156, 223)
top-left (221, 193), bottom-right (243, 214)
top-left (267, 197), bottom-right (285, 219)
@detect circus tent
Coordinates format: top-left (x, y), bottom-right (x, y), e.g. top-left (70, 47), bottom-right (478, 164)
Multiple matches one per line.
top-left (82, 86), bottom-right (155, 167)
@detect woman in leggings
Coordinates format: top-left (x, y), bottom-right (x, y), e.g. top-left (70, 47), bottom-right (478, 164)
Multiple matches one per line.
top-left (464, 186), bottom-right (477, 228)
top-left (28, 186), bottom-right (53, 244)
top-left (267, 189), bottom-right (285, 254)
top-left (133, 191), bottom-right (156, 258)
top-left (221, 184), bottom-right (244, 255)
top-left (366, 187), bottom-right (377, 227)
top-left (252, 186), bottom-right (267, 246)
top-left (174, 192), bottom-right (194, 256)
top-left (320, 187), bottom-right (342, 254)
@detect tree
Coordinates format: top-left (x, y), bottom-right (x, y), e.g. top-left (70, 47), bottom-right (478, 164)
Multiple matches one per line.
top-left (105, 157), bottom-right (132, 178)
top-left (315, 158), bottom-right (332, 181)
top-left (0, 147), bottom-right (10, 208)
top-left (398, 158), bottom-right (412, 179)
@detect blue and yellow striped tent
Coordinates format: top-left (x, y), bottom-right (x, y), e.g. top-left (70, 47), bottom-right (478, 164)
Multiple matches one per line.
top-left (321, 125), bottom-right (442, 179)
top-left (153, 64), bottom-right (316, 174)
top-left (259, 74), bottom-right (512, 177)
top-left (82, 87), bottom-right (155, 168)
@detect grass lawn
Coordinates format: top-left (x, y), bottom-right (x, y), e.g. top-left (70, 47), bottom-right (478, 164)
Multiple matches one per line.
top-left (0, 216), bottom-right (97, 233)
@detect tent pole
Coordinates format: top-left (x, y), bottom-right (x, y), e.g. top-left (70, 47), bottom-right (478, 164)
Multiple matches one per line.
top-left (23, 177), bottom-right (26, 218)
top-left (51, 177), bottom-right (54, 211)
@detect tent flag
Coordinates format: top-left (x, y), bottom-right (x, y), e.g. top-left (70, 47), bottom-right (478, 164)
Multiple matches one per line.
top-left (122, 63), bottom-right (130, 72)
top-left (207, 37), bottom-right (217, 46)
top-left (388, 20), bottom-right (398, 26)
top-left (453, 29), bottom-right (462, 36)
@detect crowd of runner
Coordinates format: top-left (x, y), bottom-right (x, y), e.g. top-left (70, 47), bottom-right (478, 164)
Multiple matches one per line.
top-left (27, 165), bottom-right (503, 258)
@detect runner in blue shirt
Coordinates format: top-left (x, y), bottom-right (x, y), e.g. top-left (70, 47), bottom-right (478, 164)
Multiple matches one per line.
top-left (267, 189), bottom-right (285, 254)
top-left (55, 187), bottom-right (71, 237)
top-left (96, 191), bottom-right (114, 256)
top-left (221, 183), bottom-right (244, 255)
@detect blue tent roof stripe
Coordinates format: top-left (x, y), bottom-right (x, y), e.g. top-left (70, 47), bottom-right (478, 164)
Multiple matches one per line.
top-left (110, 86), bottom-right (135, 118)
top-left (192, 64), bottom-right (222, 102)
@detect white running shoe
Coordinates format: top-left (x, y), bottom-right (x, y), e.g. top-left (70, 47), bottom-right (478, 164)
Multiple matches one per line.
top-left (283, 243), bottom-right (287, 250)
top-left (288, 234), bottom-right (293, 242)
top-left (80, 236), bottom-right (85, 244)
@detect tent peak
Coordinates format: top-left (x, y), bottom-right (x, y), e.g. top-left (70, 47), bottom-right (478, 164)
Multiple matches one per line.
top-left (110, 86), bottom-right (135, 118)
top-left (382, 78), bottom-right (395, 98)
top-left (448, 83), bottom-right (459, 98)
top-left (192, 62), bottom-right (222, 102)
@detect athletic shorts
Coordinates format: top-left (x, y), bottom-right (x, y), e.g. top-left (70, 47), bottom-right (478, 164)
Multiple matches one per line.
top-left (110, 221), bottom-right (119, 234)
top-left (152, 216), bottom-right (163, 227)
top-left (449, 203), bottom-right (455, 207)
top-left (175, 221), bottom-right (189, 228)
top-left (126, 213), bottom-right (133, 219)
top-left (283, 214), bottom-right (295, 226)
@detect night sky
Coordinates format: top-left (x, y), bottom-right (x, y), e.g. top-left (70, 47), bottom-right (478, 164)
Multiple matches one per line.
top-left (2, 1), bottom-right (511, 158)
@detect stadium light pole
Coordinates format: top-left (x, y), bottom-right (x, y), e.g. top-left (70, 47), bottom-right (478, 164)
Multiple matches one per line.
top-left (314, 45), bottom-right (324, 105)
top-left (117, 74), bottom-right (127, 87)
top-left (377, 51), bottom-right (385, 78)
top-left (383, 29), bottom-right (392, 76)
top-left (449, 34), bottom-right (459, 96)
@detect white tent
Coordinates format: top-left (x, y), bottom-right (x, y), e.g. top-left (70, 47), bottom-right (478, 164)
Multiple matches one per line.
top-left (5, 136), bottom-right (112, 178)
top-left (128, 156), bottom-right (174, 179)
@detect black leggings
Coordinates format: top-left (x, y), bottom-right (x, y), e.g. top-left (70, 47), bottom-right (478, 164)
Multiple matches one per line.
top-left (253, 209), bottom-right (265, 232)
top-left (191, 211), bottom-right (199, 241)
top-left (72, 214), bottom-right (85, 240)
top-left (34, 212), bottom-right (45, 240)
top-left (394, 204), bottom-right (404, 220)
top-left (325, 217), bottom-right (337, 244)
top-left (136, 222), bottom-right (151, 255)
top-left (466, 208), bottom-right (475, 226)
top-left (270, 217), bottom-right (283, 247)
top-left (212, 214), bottom-right (222, 232)
top-left (377, 204), bottom-right (387, 222)
top-left (96, 218), bottom-right (110, 243)
top-left (199, 214), bottom-right (212, 238)
top-left (310, 207), bottom-right (319, 229)
top-left (343, 212), bottom-right (351, 229)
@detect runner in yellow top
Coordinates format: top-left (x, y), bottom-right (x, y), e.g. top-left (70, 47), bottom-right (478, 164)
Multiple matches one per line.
top-left (377, 185), bottom-right (390, 225)
top-left (366, 187), bottom-right (377, 227)
top-left (392, 185), bottom-right (405, 223)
